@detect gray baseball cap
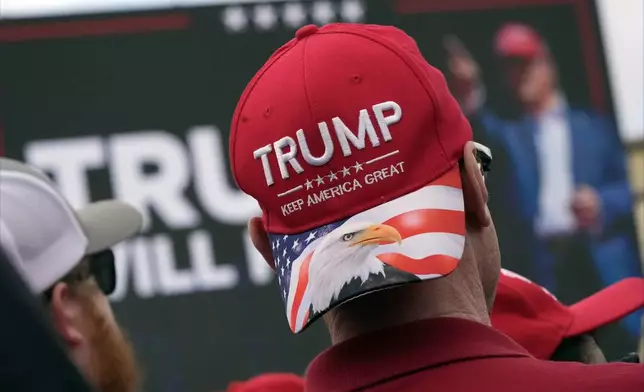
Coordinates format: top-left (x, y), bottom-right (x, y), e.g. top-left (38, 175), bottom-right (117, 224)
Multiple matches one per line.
top-left (0, 157), bottom-right (143, 293)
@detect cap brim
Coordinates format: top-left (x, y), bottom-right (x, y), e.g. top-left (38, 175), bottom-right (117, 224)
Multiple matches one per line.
top-left (567, 277), bottom-right (644, 337)
top-left (269, 166), bottom-right (466, 333)
top-left (76, 200), bottom-right (143, 255)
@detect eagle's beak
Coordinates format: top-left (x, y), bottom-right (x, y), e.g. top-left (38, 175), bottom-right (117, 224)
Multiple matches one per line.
top-left (351, 224), bottom-right (402, 246)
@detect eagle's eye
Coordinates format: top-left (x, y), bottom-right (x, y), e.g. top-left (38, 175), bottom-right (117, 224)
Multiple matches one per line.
top-left (341, 233), bottom-right (355, 242)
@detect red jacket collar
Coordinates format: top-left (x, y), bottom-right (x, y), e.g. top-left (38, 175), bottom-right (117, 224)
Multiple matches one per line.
top-left (306, 317), bottom-right (532, 392)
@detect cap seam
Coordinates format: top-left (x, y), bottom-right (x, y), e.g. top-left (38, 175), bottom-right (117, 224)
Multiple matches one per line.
top-left (230, 39), bottom-right (299, 227)
top-left (300, 36), bottom-right (318, 138)
top-left (317, 28), bottom-right (450, 160)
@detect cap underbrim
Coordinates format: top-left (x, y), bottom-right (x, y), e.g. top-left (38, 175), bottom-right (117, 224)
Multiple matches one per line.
top-left (76, 200), bottom-right (143, 255)
top-left (269, 166), bottom-right (466, 333)
top-left (566, 277), bottom-right (644, 337)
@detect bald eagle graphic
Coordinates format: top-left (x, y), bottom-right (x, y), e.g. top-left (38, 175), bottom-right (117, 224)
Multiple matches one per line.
top-left (307, 221), bottom-right (408, 313)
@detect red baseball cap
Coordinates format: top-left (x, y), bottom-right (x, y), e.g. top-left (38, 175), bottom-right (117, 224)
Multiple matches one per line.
top-left (494, 23), bottom-right (546, 58)
top-left (492, 268), bottom-right (644, 359)
top-left (226, 373), bottom-right (304, 392)
top-left (230, 24), bottom-right (473, 333)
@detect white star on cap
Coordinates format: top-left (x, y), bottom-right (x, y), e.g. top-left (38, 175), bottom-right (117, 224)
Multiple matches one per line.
top-left (327, 170), bottom-right (338, 182)
top-left (305, 231), bottom-right (317, 244)
top-left (341, 166), bottom-right (351, 177)
top-left (305, 178), bottom-right (314, 190)
top-left (353, 161), bottom-right (364, 173)
top-left (282, 2), bottom-right (307, 29)
top-left (222, 6), bottom-right (248, 33)
top-left (315, 175), bottom-right (325, 186)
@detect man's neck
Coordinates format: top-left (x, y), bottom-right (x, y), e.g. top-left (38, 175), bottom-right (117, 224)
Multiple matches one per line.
top-left (325, 278), bottom-right (491, 345)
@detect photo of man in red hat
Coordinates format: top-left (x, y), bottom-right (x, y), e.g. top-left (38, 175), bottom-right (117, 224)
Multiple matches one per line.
top-left (442, 16), bottom-right (642, 338)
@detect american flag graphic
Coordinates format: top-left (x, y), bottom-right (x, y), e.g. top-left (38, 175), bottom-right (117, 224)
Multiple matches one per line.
top-left (269, 167), bottom-right (466, 333)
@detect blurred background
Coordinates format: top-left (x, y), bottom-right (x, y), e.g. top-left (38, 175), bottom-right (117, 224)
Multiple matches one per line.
top-left (1, 0), bottom-right (642, 391)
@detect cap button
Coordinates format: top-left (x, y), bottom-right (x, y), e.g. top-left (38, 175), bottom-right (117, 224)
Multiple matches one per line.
top-left (295, 24), bottom-right (318, 40)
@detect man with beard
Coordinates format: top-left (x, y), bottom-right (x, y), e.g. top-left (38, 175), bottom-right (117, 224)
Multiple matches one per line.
top-left (0, 157), bottom-right (142, 392)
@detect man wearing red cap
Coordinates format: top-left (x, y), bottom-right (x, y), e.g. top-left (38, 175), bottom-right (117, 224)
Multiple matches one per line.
top-left (492, 268), bottom-right (644, 363)
top-left (230, 23), bottom-right (643, 391)
top-left (446, 23), bottom-right (641, 336)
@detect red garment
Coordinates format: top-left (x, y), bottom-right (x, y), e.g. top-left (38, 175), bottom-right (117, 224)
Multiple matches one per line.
top-left (226, 373), bottom-right (304, 392)
top-left (306, 317), bottom-right (644, 392)
top-left (492, 269), bottom-right (644, 359)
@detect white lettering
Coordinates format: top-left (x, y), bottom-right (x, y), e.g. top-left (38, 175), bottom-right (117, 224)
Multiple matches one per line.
top-left (24, 136), bottom-right (104, 208)
top-left (364, 162), bottom-right (405, 185)
top-left (109, 131), bottom-right (201, 231)
top-left (296, 123), bottom-right (334, 166)
top-left (253, 144), bottom-right (274, 186)
top-left (188, 230), bottom-right (239, 290)
top-left (153, 234), bottom-right (194, 296)
top-left (109, 237), bottom-right (156, 301)
top-left (188, 126), bottom-right (261, 224)
top-left (372, 101), bottom-right (402, 142)
top-left (253, 101), bottom-right (402, 184)
top-left (307, 179), bottom-right (362, 206)
top-left (273, 136), bottom-right (304, 180)
top-left (332, 109), bottom-right (380, 157)
top-left (281, 198), bottom-right (304, 216)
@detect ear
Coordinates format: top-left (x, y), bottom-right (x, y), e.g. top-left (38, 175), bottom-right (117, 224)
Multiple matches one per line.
top-left (248, 217), bottom-right (276, 270)
top-left (49, 283), bottom-right (85, 347)
top-left (461, 141), bottom-right (491, 228)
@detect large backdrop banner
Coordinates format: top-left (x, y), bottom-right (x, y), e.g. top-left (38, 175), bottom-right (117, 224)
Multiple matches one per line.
top-left (0, 0), bottom-right (641, 391)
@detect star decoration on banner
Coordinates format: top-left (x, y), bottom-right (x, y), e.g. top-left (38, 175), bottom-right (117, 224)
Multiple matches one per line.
top-left (254, 4), bottom-right (278, 31)
top-left (353, 161), bottom-right (364, 173)
top-left (222, 6), bottom-right (248, 33)
top-left (283, 2), bottom-right (307, 29)
top-left (312, 1), bottom-right (336, 25)
top-left (341, 166), bottom-right (351, 177)
top-left (340, 0), bottom-right (365, 22)
top-left (221, 0), bottom-right (366, 34)
top-left (327, 170), bottom-right (338, 182)
top-left (304, 178), bottom-right (314, 190)
top-left (315, 175), bottom-right (325, 186)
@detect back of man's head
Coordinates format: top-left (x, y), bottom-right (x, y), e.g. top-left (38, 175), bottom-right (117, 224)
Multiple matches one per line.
top-left (230, 23), bottom-right (501, 342)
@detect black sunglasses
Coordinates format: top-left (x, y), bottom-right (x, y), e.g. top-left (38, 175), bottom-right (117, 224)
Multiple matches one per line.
top-left (473, 142), bottom-right (493, 181)
top-left (89, 249), bottom-right (117, 296)
top-left (43, 249), bottom-right (116, 300)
